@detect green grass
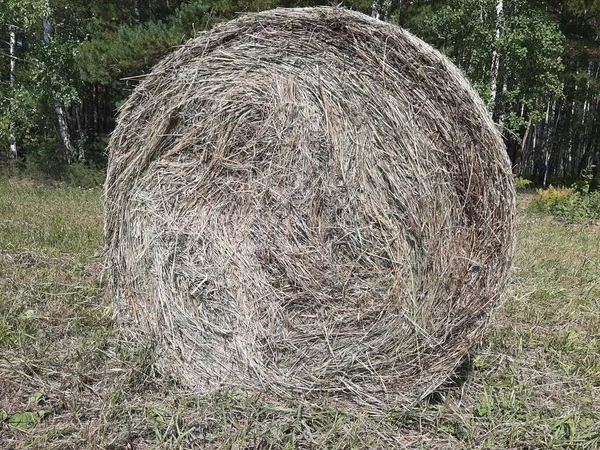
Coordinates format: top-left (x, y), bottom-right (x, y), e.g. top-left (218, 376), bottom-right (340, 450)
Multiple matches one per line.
top-left (1, 179), bottom-right (599, 449)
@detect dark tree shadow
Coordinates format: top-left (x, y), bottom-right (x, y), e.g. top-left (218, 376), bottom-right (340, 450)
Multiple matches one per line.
top-left (425, 351), bottom-right (474, 405)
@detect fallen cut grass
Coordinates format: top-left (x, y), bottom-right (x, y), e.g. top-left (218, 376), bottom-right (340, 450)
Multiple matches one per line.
top-left (0, 178), bottom-right (598, 449)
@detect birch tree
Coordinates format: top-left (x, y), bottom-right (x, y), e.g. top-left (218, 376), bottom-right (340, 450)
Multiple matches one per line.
top-left (1, 1), bottom-right (45, 160)
top-left (489, 0), bottom-right (503, 106)
top-left (42, 1), bottom-right (76, 162)
top-left (8, 25), bottom-right (17, 158)
top-left (371, 0), bottom-right (393, 21)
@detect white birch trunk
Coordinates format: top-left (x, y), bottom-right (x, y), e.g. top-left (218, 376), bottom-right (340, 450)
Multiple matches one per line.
top-left (521, 117), bottom-right (533, 158)
top-left (372, 0), bottom-right (393, 21)
top-left (55, 105), bottom-right (74, 163)
top-left (43, 8), bottom-right (76, 162)
top-left (133, 0), bottom-right (141, 23)
top-left (9, 26), bottom-right (17, 158)
top-left (567, 95), bottom-right (576, 167)
top-left (496, 78), bottom-right (507, 128)
top-left (532, 124), bottom-right (537, 166)
top-left (542, 101), bottom-right (552, 187)
top-left (371, 0), bottom-right (380, 20)
top-left (74, 106), bottom-right (85, 162)
top-left (489, 0), bottom-right (503, 106)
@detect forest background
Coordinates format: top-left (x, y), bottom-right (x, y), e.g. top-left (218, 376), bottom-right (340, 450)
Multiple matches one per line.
top-left (0, 0), bottom-right (598, 188)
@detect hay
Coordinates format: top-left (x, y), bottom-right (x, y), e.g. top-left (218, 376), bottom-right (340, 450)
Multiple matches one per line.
top-left (104, 7), bottom-right (516, 411)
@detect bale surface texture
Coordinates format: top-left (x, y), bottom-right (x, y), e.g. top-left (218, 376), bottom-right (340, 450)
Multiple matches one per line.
top-left (105, 7), bottom-right (516, 411)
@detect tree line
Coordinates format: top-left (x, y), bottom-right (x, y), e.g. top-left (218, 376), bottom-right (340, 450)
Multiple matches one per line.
top-left (1, 0), bottom-right (598, 186)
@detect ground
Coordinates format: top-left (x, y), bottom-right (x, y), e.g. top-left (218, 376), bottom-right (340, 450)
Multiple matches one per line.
top-left (0, 178), bottom-right (598, 449)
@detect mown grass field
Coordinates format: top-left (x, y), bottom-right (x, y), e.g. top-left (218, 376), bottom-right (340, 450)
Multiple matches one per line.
top-left (0, 177), bottom-right (599, 449)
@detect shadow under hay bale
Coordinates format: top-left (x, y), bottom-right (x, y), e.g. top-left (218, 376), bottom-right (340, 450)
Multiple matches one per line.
top-left (104, 7), bottom-right (516, 412)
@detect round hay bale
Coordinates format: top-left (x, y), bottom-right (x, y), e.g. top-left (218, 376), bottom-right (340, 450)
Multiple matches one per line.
top-left (105, 7), bottom-right (516, 411)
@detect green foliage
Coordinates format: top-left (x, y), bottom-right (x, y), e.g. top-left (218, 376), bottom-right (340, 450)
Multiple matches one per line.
top-left (571, 167), bottom-right (597, 194)
top-left (402, 0), bottom-right (496, 86)
top-left (76, 21), bottom-right (183, 85)
top-left (65, 163), bottom-right (106, 188)
top-left (31, 39), bottom-right (81, 108)
top-left (80, 135), bottom-right (110, 166)
top-left (530, 186), bottom-right (600, 222)
top-left (495, 2), bottom-right (564, 125)
top-left (1, 0), bottom-right (213, 168)
top-left (401, 0), bottom-right (565, 136)
top-left (76, 1), bottom-right (211, 85)
top-left (0, 0), bottom-right (48, 31)
top-left (14, 138), bottom-right (105, 187)
top-left (5, 411), bottom-right (47, 430)
top-left (22, 138), bottom-right (70, 178)
top-left (0, 0), bottom-right (595, 184)
top-left (515, 176), bottom-right (533, 190)
top-left (0, 87), bottom-right (40, 146)
top-left (2, 389), bottom-right (48, 430)
top-left (0, 0), bottom-right (83, 165)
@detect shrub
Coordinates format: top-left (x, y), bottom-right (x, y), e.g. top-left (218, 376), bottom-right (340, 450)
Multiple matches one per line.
top-left (66, 164), bottom-right (106, 188)
top-left (515, 177), bottom-right (533, 190)
top-left (22, 139), bottom-right (68, 178)
top-left (530, 186), bottom-right (600, 222)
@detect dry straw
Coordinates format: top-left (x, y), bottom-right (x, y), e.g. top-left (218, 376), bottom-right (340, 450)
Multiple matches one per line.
top-left (105, 7), bottom-right (516, 412)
